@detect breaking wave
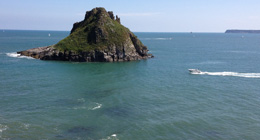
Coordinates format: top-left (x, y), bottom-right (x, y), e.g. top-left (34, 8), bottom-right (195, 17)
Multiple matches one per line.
top-left (91, 103), bottom-right (102, 110)
top-left (0, 124), bottom-right (8, 134)
top-left (6, 52), bottom-right (34, 59)
top-left (101, 134), bottom-right (118, 140)
top-left (191, 71), bottom-right (260, 78)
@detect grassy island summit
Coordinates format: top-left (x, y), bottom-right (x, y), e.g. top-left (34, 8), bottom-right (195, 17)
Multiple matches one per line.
top-left (18, 7), bottom-right (153, 62)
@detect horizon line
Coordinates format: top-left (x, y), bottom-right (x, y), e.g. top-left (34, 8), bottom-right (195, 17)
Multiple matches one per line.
top-left (1, 28), bottom-right (226, 33)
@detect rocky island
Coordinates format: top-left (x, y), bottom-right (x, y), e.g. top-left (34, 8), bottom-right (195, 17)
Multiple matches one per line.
top-left (225, 29), bottom-right (260, 33)
top-left (18, 7), bottom-right (153, 62)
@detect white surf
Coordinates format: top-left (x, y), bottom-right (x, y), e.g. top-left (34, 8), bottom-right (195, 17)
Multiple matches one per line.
top-left (6, 52), bottom-right (34, 59)
top-left (191, 70), bottom-right (260, 78)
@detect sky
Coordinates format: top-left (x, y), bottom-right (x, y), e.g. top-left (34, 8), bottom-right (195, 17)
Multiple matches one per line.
top-left (1, 0), bottom-right (260, 32)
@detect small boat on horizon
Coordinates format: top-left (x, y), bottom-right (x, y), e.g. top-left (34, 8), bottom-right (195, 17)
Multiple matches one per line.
top-left (188, 69), bottom-right (201, 74)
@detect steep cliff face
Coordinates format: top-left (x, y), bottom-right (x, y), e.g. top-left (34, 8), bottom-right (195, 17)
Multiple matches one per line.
top-left (18, 7), bottom-right (153, 62)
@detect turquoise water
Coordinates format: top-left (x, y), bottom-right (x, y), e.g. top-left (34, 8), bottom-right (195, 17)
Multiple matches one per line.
top-left (1, 30), bottom-right (260, 139)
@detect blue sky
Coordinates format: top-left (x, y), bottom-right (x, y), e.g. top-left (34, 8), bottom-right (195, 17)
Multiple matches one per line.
top-left (1, 0), bottom-right (260, 32)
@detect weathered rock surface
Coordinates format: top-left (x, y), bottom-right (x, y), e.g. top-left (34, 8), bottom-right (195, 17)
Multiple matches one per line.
top-left (18, 7), bottom-right (153, 62)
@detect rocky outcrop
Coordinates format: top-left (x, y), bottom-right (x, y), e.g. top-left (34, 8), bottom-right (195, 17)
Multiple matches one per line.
top-left (225, 30), bottom-right (260, 33)
top-left (18, 7), bottom-right (153, 62)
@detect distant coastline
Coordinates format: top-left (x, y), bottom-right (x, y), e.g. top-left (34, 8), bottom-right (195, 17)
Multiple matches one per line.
top-left (225, 29), bottom-right (260, 33)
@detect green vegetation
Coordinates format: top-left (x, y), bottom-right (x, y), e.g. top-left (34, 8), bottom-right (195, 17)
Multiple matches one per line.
top-left (18, 8), bottom-right (151, 62)
top-left (54, 8), bottom-right (136, 53)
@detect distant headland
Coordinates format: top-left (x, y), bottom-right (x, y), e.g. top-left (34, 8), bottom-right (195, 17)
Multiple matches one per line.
top-left (225, 30), bottom-right (260, 33)
top-left (17, 7), bottom-right (153, 62)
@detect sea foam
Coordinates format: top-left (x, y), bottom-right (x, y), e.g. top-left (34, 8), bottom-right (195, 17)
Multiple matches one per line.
top-left (101, 134), bottom-right (118, 140)
top-left (6, 52), bottom-right (34, 59)
top-left (91, 103), bottom-right (102, 110)
top-left (0, 124), bottom-right (8, 133)
top-left (191, 70), bottom-right (260, 78)
top-left (22, 123), bottom-right (30, 130)
top-left (77, 98), bottom-right (85, 103)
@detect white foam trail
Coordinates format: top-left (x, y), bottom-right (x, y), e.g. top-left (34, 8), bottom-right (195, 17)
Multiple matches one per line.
top-left (91, 103), bottom-right (102, 110)
top-left (6, 52), bottom-right (34, 59)
top-left (191, 71), bottom-right (260, 78)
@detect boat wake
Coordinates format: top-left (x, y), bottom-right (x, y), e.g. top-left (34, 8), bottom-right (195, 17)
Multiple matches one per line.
top-left (189, 69), bottom-right (260, 78)
top-left (6, 52), bottom-right (34, 59)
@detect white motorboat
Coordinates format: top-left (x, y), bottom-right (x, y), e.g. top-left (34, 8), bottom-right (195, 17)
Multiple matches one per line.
top-left (188, 69), bottom-right (201, 73)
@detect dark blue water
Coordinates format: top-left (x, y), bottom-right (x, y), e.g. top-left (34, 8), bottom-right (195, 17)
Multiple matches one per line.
top-left (1, 30), bottom-right (260, 139)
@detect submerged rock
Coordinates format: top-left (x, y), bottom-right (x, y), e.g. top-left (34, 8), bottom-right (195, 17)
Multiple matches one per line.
top-left (18, 7), bottom-right (153, 62)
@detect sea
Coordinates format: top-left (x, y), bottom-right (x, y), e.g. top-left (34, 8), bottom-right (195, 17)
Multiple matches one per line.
top-left (0, 30), bottom-right (260, 140)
